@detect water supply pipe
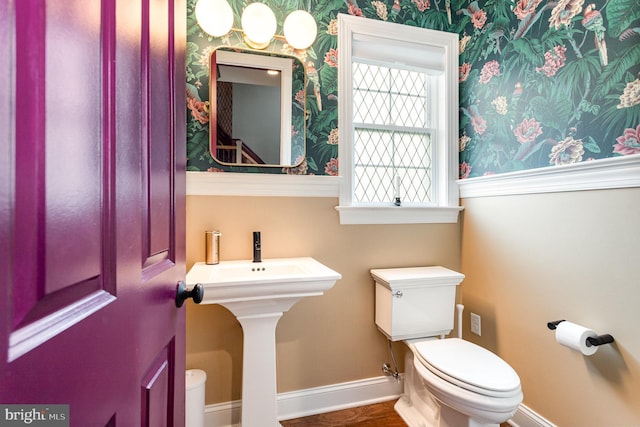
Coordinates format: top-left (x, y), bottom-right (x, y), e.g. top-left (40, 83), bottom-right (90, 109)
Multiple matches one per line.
top-left (456, 304), bottom-right (464, 339)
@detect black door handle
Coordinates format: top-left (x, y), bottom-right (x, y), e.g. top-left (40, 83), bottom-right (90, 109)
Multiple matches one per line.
top-left (175, 281), bottom-right (204, 307)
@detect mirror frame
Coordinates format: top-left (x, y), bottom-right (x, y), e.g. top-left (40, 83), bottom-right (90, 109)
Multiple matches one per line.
top-left (209, 47), bottom-right (307, 168)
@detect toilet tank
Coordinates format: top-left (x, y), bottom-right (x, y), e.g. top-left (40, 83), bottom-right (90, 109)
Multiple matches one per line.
top-left (371, 266), bottom-right (465, 341)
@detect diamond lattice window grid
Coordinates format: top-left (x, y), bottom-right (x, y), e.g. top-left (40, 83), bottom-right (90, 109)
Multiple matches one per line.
top-left (352, 62), bottom-right (433, 205)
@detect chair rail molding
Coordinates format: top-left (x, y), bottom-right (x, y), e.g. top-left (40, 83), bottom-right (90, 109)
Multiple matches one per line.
top-left (186, 171), bottom-right (340, 197)
top-left (458, 155), bottom-right (640, 198)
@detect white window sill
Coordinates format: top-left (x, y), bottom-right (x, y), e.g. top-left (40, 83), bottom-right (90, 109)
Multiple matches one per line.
top-left (335, 205), bottom-right (463, 224)
top-left (457, 155), bottom-right (640, 198)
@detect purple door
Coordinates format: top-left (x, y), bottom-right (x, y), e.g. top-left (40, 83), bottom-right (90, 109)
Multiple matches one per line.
top-left (0, 0), bottom-right (187, 425)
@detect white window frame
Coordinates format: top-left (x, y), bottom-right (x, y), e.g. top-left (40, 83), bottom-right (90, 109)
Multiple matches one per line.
top-left (336, 14), bottom-right (462, 224)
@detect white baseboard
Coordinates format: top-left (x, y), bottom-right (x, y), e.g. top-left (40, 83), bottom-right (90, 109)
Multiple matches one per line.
top-left (509, 404), bottom-right (557, 427)
top-left (203, 377), bottom-right (555, 427)
top-left (204, 400), bottom-right (239, 427)
top-left (203, 375), bottom-right (404, 427)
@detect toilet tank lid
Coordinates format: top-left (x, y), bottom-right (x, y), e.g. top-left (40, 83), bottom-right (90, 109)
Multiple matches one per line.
top-left (371, 266), bottom-right (464, 289)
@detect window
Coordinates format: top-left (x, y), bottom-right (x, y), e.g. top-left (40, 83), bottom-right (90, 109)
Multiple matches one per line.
top-left (352, 64), bottom-right (433, 204)
top-left (337, 14), bottom-right (462, 224)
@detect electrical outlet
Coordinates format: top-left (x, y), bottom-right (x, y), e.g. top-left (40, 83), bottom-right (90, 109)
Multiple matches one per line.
top-left (470, 312), bottom-right (482, 336)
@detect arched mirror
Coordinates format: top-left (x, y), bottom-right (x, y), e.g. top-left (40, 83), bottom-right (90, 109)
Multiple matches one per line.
top-left (209, 47), bottom-right (306, 167)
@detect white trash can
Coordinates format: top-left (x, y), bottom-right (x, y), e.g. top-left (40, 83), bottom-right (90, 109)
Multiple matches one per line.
top-left (185, 369), bottom-right (207, 427)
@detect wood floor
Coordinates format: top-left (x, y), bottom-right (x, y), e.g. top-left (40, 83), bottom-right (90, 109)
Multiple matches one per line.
top-left (280, 400), bottom-right (512, 427)
top-left (280, 400), bottom-right (407, 427)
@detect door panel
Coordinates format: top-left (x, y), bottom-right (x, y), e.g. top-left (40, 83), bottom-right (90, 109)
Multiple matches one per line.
top-left (11, 0), bottom-right (114, 362)
top-left (44, 1), bottom-right (103, 296)
top-left (141, 344), bottom-right (173, 427)
top-left (0, 0), bottom-right (187, 425)
top-left (143, 0), bottom-right (173, 268)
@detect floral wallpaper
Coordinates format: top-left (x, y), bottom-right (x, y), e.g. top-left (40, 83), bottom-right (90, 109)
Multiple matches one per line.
top-left (186, 0), bottom-right (640, 177)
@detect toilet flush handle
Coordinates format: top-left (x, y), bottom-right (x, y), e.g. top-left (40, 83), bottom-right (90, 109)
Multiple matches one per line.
top-left (393, 290), bottom-right (403, 298)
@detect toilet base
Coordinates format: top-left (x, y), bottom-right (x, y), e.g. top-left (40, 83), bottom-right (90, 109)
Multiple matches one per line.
top-left (395, 394), bottom-right (438, 427)
top-left (396, 397), bottom-right (499, 427)
top-left (396, 347), bottom-right (503, 427)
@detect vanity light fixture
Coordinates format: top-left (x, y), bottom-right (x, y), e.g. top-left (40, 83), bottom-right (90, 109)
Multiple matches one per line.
top-left (195, 0), bottom-right (317, 50)
top-left (194, 0), bottom-right (234, 37)
top-left (241, 3), bottom-right (277, 49)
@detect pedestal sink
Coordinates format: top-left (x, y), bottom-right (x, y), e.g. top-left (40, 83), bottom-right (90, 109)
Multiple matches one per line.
top-left (186, 257), bottom-right (341, 427)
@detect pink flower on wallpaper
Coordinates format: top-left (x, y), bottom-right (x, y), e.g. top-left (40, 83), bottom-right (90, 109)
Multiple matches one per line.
top-left (412, 0), bottom-right (431, 12)
top-left (325, 158), bottom-right (339, 176)
top-left (479, 60), bottom-right (500, 84)
top-left (536, 45), bottom-right (567, 77)
top-left (513, 0), bottom-right (542, 20)
top-left (613, 125), bottom-right (640, 155)
top-left (295, 89), bottom-right (305, 106)
top-left (472, 9), bottom-right (487, 29)
top-left (471, 115), bottom-right (487, 135)
top-left (187, 98), bottom-right (209, 124)
top-left (459, 63), bottom-right (471, 82)
top-left (459, 162), bottom-right (472, 179)
top-left (348, 2), bottom-right (364, 16)
top-left (513, 118), bottom-right (543, 144)
top-left (324, 48), bottom-right (338, 67)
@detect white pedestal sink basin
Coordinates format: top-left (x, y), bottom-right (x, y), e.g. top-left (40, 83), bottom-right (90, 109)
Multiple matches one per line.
top-left (186, 257), bottom-right (341, 427)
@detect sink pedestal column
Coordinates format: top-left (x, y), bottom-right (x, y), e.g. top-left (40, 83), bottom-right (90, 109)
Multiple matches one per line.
top-left (224, 297), bottom-right (308, 427)
top-left (236, 312), bottom-right (283, 427)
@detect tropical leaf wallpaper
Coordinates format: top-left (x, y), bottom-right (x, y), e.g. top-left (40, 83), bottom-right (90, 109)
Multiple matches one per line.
top-left (186, 0), bottom-right (640, 177)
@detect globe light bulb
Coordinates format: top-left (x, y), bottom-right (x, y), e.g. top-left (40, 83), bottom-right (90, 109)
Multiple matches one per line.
top-left (283, 10), bottom-right (317, 50)
top-left (241, 3), bottom-right (277, 49)
top-left (195, 0), bottom-right (233, 37)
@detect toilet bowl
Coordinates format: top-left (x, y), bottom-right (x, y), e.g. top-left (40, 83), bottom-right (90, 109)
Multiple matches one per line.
top-left (404, 338), bottom-right (522, 426)
top-left (371, 266), bottom-right (523, 427)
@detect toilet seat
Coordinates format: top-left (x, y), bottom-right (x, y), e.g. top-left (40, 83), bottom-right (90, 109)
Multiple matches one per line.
top-left (411, 351), bottom-right (523, 424)
top-left (413, 338), bottom-right (521, 398)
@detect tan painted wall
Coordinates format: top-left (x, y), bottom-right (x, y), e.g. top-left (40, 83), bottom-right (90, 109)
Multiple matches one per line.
top-left (460, 187), bottom-right (640, 426)
top-left (186, 195), bottom-right (461, 404)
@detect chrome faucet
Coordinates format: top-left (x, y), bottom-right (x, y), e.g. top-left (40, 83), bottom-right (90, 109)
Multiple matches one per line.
top-left (252, 231), bottom-right (261, 263)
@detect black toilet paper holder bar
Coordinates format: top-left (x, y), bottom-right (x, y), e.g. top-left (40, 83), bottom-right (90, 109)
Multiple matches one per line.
top-left (546, 320), bottom-right (615, 347)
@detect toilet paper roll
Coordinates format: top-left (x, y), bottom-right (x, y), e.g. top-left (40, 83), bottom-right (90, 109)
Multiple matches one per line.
top-left (555, 321), bottom-right (599, 356)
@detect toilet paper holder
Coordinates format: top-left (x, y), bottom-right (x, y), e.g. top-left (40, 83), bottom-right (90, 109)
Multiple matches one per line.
top-left (547, 320), bottom-right (615, 347)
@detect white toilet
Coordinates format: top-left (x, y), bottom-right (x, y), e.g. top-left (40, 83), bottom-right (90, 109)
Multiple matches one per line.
top-left (371, 266), bottom-right (523, 427)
